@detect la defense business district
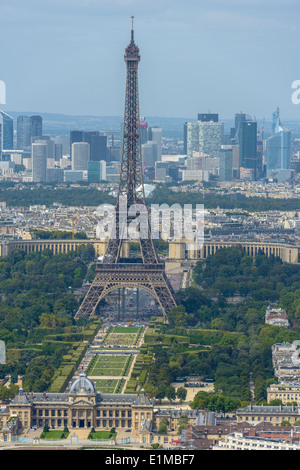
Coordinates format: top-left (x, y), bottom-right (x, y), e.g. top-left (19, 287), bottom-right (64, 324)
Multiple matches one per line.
top-left (2, 19), bottom-right (300, 454)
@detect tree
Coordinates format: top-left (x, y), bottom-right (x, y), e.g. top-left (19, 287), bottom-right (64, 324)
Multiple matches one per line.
top-left (155, 384), bottom-right (166, 402)
top-left (43, 424), bottom-right (49, 433)
top-left (166, 385), bottom-right (176, 403)
top-left (167, 305), bottom-right (187, 327)
top-left (176, 387), bottom-right (187, 403)
top-left (178, 414), bottom-right (189, 434)
top-left (158, 417), bottom-right (169, 435)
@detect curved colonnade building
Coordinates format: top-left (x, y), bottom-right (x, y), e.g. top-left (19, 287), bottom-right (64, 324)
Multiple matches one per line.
top-left (1, 238), bottom-right (299, 264)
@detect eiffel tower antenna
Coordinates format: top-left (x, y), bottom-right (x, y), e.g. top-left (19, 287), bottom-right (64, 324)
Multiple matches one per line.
top-left (75, 22), bottom-right (177, 322)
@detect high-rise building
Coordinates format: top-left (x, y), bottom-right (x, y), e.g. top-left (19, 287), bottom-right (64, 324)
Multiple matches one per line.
top-left (72, 142), bottom-right (90, 170)
top-left (219, 146), bottom-right (233, 182)
top-left (155, 161), bottom-right (169, 181)
top-left (238, 120), bottom-right (257, 175)
top-left (30, 115), bottom-right (42, 139)
top-left (32, 136), bottom-right (55, 159)
top-left (148, 127), bottom-right (162, 161)
top-left (197, 113), bottom-right (218, 122)
top-left (0, 114), bottom-right (3, 161)
top-left (198, 121), bottom-right (224, 159)
top-left (17, 116), bottom-right (31, 150)
top-left (266, 108), bottom-right (291, 176)
top-left (32, 142), bottom-right (47, 182)
top-left (0, 111), bottom-right (13, 150)
top-left (46, 168), bottom-right (64, 183)
top-left (186, 121), bottom-right (199, 157)
top-left (87, 160), bottom-right (107, 183)
top-left (64, 170), bottom-right (84, 183)
top-left (142, 141), bottom-right (157, 166)
top-left (70, 131), bottom-right (107, 161)
top-left (17, 115), bottom-right (42, 150)
top-left (183, 122), bottom-right (188, 154)
top-left (54, 143), bottom-right (63, 161)
top-left (186, 117), bottom-right (224, 159)
top-left (139, 118), bottom-right (148, 145)
top-left (89, 135), bottom-right (107, 161)
top-left (70, 130), bottom-right (84, 153)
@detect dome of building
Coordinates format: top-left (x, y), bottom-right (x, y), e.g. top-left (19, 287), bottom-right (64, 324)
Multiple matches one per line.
top-left (69, 373), bottom-right (96, 395)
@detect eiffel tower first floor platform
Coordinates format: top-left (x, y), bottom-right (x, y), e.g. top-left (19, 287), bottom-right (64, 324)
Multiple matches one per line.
top-left (75, 262), bottom-right (177, 322)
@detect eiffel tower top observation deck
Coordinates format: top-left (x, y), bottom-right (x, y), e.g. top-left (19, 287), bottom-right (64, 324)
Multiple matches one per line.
top-left (125, 16), bottom-right (140, 62)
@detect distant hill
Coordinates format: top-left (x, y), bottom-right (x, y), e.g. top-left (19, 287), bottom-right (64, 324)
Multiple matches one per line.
top-left (5, 111), bottom-right (235, 138)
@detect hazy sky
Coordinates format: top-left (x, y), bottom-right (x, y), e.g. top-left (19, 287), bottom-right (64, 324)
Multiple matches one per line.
top-left (1, 0), bottom-right (300, 121)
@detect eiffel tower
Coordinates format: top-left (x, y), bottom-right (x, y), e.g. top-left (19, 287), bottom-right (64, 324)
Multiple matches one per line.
top-left (75, 19), bottom-right (177, 322)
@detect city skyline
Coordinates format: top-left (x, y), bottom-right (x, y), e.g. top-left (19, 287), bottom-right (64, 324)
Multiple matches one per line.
top-left (0, 0), bottom-right (300, 120)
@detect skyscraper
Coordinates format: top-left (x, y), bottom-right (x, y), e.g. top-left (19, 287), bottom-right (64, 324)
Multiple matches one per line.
top-left (30, 115), bottom-right (43, 139)
top-left (238, 120), bottom-right (257, 176)
top-left (32, 136), bottom-right (55, 159)
top-left (70, 131), bottom-right (107, 161)
top-left (197, 113), bottom-right (219, 122)
top-left (219, 147), bottom-right (233, 182)
top-left (148, 127), bottom-right (162, 161)
top-left (142, 141), bottom-right (157, 166)
top-left (266, 108), bottom-right (291, 176)
top-left (70, 130), bottom-right (84, 151)
top-left (89, 134), bottom-right (107, 161)
top-left (198, 121), bottom-right (224, 159)
top-left (186, 116), bottom-right (224, 159)
top-left (72, 142), bottom-right (90, 170)
top-left (32, 142), bottom-right (47, 182)
top-left (139, 118), bottom-right (148, 145)
top-left (0, 111), bottom-right (13, 150)
top-left (17, 116), bottom-right (31, 150)
top-left (17, 115), bottom-right (42, 150)
top-left (0, 114), bottom-right (3, 161)
top-left (87, 160), bottom-right (107, 183)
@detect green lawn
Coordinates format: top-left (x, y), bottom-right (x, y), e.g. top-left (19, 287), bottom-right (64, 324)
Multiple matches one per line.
top-left (93, 378), bottom-right (119, 393)
top-left (111, 327), bottom-right (141, 333)
top-left (88, 430), bottom-right (117, 440)
top-left (40, 430), bottom-right (69, 440)
top-left (87, 355), bottom-right (131, 376)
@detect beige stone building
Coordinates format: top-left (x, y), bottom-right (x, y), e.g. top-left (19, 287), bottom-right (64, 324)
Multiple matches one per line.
top-left (236, 404), bottom-right (300, 426)
top-left (267, 383), bottom-right (300, 404)
top-left (6, 373), bottom-right (153, 437)
top-left (2, 239), bottom-right (300, 265)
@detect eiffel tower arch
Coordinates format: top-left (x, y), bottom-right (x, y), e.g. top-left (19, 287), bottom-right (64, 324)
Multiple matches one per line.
top-left (75, 19), bottom-right (177, 322)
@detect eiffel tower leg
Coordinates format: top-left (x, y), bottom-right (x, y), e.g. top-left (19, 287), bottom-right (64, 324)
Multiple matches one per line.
top-left (75, 283), bottom-right (106, 319)
top-left (75, 264), bottom-right (177, 322)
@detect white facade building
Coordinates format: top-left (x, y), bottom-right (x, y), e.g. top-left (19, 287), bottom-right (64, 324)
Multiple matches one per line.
top-left (186, 121), bottom-right (224, 159)
top-left (32, 142), bottom-right (47, 182)
top-left (72, 142), bottom-right (90, 171)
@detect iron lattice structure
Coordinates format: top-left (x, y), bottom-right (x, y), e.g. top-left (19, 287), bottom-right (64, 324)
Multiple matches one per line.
top-left (75, 22), bottom-right (177, 321)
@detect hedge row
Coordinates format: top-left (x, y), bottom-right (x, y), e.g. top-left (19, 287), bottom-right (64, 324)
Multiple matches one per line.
top-left (144, 330), bottom-right (190, 346)
top-left (48, 343), bottom-right (87, 392)
top-left (124, 348), bottom-right (153, 393)
top-left (187, 328), bottom-right (240, 345)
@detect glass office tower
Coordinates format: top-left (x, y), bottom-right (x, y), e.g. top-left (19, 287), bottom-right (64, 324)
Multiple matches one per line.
top-left (266, 108), bottom-right (291, 172)
top-left (0, 111), bottom-right (13, 150)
